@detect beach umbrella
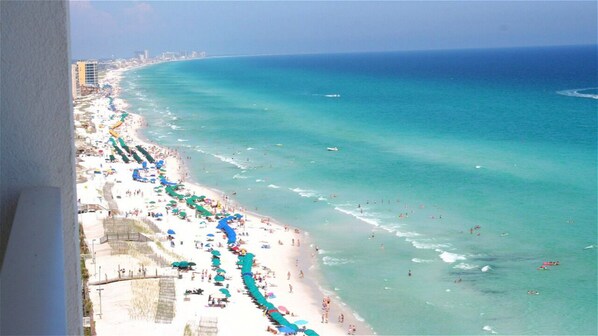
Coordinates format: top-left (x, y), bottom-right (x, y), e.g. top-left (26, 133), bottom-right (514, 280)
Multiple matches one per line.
top-left (303, 329), bottom-right (319, 336)
top-left (167, 229), bottom-right (176, 235)
top-left (216, 268), bottom-right (226, 274)
top-left (294, 320), bottom-right (308, 326)
top-left (214, 275), bottom-right (225, 282)
top-left (149, 201), bottom-right (156, 204)
top-left (211, 250), bottom-right (221, 256)
top-left (277, 326), bottom-right (294, 334)
top-left (188, 262), bottom-right (197, 266)
top-left (219, 288), bottom-right (231, 296)
top-left (206, 233), bottom-right (215, 237)
top-left (211, 259), bottom-right (221, 266)
top-left (178, 261), bottom-right (189, 268)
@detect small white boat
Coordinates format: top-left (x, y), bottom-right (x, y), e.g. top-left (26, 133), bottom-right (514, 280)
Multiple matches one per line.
top-left (327, 147), bottom-right (339, 151)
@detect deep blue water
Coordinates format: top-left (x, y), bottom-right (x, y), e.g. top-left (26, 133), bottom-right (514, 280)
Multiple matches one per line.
top-left (121, 45), bottom-right (597, 335)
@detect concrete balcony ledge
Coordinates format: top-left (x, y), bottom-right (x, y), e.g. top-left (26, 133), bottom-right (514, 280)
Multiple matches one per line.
top-left (1, 187), bottom-right (67, 335)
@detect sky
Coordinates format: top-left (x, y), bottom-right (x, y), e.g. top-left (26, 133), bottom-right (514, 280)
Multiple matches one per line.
top-left (69, 1), bottom-right (597, 59)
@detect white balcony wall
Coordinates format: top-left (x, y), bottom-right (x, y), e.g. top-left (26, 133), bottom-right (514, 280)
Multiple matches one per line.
top-left (0, 1), bottom-right (81, 334)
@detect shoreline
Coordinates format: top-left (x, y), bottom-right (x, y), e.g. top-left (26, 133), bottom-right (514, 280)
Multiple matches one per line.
top-left (77, 63), bottom-right (375, 335)
top-left (123, 63), bottom-right (376, 335)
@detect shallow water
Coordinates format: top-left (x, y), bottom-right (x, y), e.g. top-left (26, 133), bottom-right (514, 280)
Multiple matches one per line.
top-left (121, 46), bottom-right (597, 334)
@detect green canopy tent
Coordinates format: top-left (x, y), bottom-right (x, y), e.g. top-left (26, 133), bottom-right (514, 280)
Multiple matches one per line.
top-left (132, 151), bottom-right (143, 163)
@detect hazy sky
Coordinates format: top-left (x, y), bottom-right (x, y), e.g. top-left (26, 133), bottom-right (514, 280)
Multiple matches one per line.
top-left (70, 1), bottom-right (597, 59)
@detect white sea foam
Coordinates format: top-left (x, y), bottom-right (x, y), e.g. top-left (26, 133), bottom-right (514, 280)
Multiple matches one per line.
top-left (333, 207), bottom-right (381, 227)
top-left (322, 256), bottom-right (353, 266)
top-left (325, 94), bottom-right (341, 98)
top-left (396, 231), bottom-right (421, 238)
top-left (255, 179), bottom-right (265, 183)
top-left (177, 139), bottom-right (188, 142)
top-left (289, 187), bottom-right (317, 198)
top-left (317, 196), bottom-right (328, 201)
top-left (557, 88), bottom-right (598, 100)
top-left (437, 250), bottom-right (467, 263)
top-left (411, 258), bottom-right (434, 263)
top-left (453, 263), bottom-right (479, 270)
top-left (233, 174), bottom-right (248, 179)
top-left (158, 135), bottom-right (167, 139)
top-left (267, 184), bottom-right (280, 189)
top-left (481, 265), bottom-right (492, 272)
top-left (246, 147), bottom-right (254, 151)
top-left (407, 239), bottom-right (450, 250)
top-left (352, 312), bottom-right (365, 322)
top-left (169, 124), bottom-right (181, 130)
top-left (212, 154), bottom-right (248, 170)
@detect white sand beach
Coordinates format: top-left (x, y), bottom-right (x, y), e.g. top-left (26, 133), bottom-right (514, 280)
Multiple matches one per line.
top-left (75, 66), bottom-right (374, 336)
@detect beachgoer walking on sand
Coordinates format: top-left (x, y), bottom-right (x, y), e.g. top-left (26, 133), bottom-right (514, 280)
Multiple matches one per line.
top-left (289, 284), bottom-right (293, 293)
top-left (300, 270), bottom-right (304, 278)
top-left (338, 313), bottom-right (344, 323)
top-left (287, 271), bottom-right (291, 280)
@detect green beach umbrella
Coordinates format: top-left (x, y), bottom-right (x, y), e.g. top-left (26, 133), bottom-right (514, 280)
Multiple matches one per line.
top-left (211, 259), bottom-right (221, 266)
top-left (149, 201), bottom-right (156, 204)
top-left (211, 250), bottom-right (221, 257)
top-left (216, 268), bottom-right (226, 274)
top-left (214, 275), bottom-right (225, 282)
top-left (171, 262), bottom-right (180, 267)
top-left (219, 288), bottom-right (230, 296)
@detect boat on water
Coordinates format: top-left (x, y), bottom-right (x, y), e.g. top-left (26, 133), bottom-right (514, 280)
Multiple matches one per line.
top-left (327, 147), bottom-right (339, 151)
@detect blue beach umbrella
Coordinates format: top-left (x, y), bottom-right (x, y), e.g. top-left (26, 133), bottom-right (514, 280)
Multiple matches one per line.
top-left (277, 326), bottom-right (294, 334)
top-left (294, 320), bottom-right (308, 326)
top-left (167, 229), bottom-right (175, 235)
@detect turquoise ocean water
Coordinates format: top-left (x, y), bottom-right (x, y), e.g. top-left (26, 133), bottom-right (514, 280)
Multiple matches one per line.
top-left (121, 46), bottom-right (597, 335)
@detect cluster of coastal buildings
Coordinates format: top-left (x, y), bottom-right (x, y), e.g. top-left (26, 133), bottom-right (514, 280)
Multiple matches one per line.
top-left (71, 49), bottom-right (207, 100)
